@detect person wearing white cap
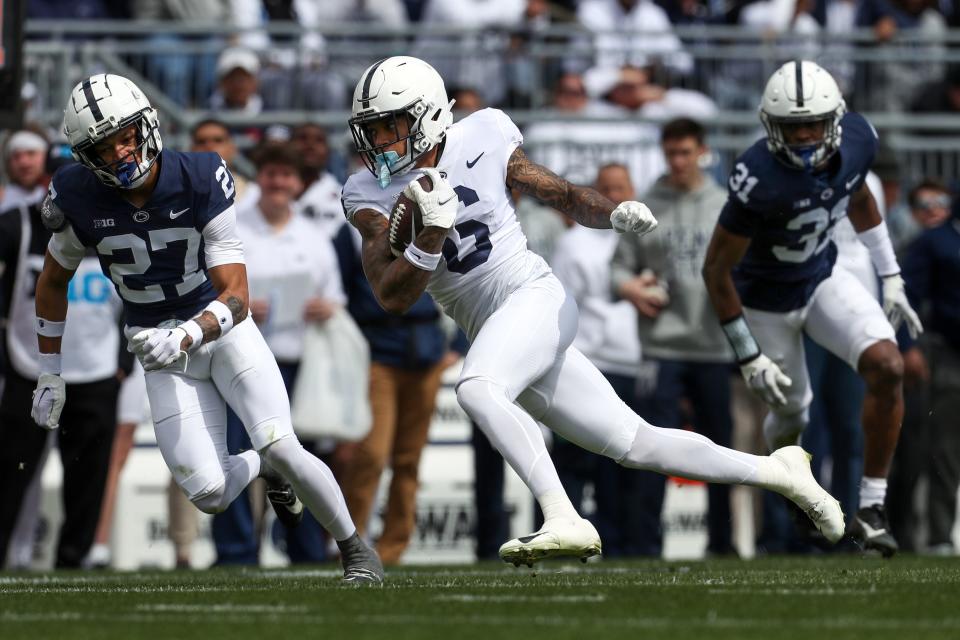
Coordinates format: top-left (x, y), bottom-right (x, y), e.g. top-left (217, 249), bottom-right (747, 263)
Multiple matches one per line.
top-left (1, 128), bottom-right (49, 211)
top-left (209, 48), bottom-right (263, 116)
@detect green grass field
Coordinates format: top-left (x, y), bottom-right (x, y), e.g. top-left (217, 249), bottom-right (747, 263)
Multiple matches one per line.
top-left (2, 557), bottom-right (959, 640)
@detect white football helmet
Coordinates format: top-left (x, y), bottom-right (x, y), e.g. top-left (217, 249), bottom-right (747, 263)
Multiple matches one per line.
top-left (759, 60), bottom-right (845, 171)
top-left (349, 56), bottom-right (455, 188)
top-left (62, 74), bottom-right (163, 189)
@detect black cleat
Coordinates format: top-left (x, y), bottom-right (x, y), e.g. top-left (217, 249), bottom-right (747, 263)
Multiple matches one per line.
top-left (848, 504), bottom-right (898, 558)
top-left (338, 533), bottom-right (384, 585)
top-left (259, 456), bottom-right (303, 529)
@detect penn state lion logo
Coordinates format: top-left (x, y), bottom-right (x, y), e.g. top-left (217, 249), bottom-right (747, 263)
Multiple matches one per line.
top-left (133, 210), bottom-right (150, 223)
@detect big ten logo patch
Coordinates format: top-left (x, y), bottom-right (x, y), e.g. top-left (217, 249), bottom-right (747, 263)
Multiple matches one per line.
top-left (67, 271), bottom-right (113, 304)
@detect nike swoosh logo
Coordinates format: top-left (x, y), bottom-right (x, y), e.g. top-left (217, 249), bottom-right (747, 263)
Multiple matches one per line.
top-left (517, 533), bottom-right (544, 544)
top-left (858, 519), bottom-right (887, 539)
top-left (845, 174), bottom-right (861, 191)
top-left (438, 196), bottom-right (455, 206)
top-left (466, 152), bottom-right (484, 169)
top-left (169, 208), bottom-right (189, 219)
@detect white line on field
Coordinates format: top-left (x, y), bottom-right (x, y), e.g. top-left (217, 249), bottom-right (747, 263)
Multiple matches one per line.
top-left (434, 594), bottom-right (607, 603)
top-left (137, 603), bottom-right (310, 613)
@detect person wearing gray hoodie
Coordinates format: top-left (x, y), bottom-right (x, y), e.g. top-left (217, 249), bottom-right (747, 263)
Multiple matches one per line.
top-left (610, 118), bottom-right (737, 556)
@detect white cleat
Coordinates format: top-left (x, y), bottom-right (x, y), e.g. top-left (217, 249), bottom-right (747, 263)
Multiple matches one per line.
top-left (771, 446), bottom-right (845, 543)
top-left (499, 517), bottom-right (602, 567)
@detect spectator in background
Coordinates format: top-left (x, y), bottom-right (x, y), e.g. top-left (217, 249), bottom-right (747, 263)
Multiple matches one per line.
top-left (854, 0), bottom-right (947, 111)
top-left (910, 64), bottom-right (960, 115)
top-left (2, 127), bottom-right (49, 210)
top-left (887, 186), bottom-right (956, 553)
top-left (889, 180), bottom-right (951, 253)
top-left (190, 118), bottom-right (256, 214)
top-left (292, 124), bottom-right (345, 238)
top-left (524, 69), bottom-right (665, 198)
top-left (611, 118), bottom-right (737, 555)
top-left (229, 0), bottom-right (346, 112)
top-left (450, 87), bottom-right (485, 118)
top-left (549, 163), bottom-right (643, 556)
top-left (577, 0), bottom-right (693, 79)
top-left (210, 47), bottom-right (263, 117)
top-left (332, 223), bottom-right (457, 565)
top-left (0, 200), bottom-right (122, 568)
top-left (416, 0), bottom-right (527, 107)
top-left (133, 0), bottom-right (228, 107)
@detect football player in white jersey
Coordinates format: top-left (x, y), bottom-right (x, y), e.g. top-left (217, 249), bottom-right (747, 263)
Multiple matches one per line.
top-left (31, 74), bottom-right (382, 582)
top-left (342, 56), bottom-right (845, 565)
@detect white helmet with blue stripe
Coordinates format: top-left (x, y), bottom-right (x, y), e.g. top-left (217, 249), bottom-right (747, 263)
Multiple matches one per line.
top-left (760, 60), bottom-right (845, 171)
top-left (62, 74), bottom-right (163, 189)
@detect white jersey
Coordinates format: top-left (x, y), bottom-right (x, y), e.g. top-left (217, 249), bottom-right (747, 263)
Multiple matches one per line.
top-left (342, 108), bottom-right (550, 337)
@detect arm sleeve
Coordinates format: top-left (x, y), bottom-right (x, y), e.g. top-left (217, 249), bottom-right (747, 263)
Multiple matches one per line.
top-left (491, 109), bottom-right (524, 169)
top-left (717, 198), bottom-right (759, 238)
top-left (202, 205), bottom-right (245, 268)
top-left (47, 222), bottom-right (87, 271)
top-left (341, 180), bottom-right (389, 225)
top-left (197, 153), bottom-right (237, 229)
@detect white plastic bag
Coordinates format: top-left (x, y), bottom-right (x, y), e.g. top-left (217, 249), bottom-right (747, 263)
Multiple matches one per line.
top-left (290, 309), bottom-right (372, 441)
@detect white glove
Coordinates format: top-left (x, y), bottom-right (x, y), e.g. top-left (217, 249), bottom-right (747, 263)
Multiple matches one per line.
top-left (610, 201), bottom-right (658, 235)
top-left (740, 354), bottom-right (792, 407)
top-left (131, 327), bottom-right (189, 371)
top-left (31, 373), bottom-right (66, 430)
top-left (406, 168), bottom-right (458, 229)
top-left (882, 274), bottom-right (923, 340)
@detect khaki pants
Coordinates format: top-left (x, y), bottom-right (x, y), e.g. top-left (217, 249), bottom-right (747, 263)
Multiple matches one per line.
top-left (339, 361), bottom-right (445, 565)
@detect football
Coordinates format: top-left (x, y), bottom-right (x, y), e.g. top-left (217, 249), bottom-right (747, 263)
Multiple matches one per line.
top-left (388, 173), bottom-right (432, 257)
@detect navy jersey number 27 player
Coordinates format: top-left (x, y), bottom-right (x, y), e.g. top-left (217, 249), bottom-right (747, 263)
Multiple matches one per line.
top-left (49, 149), bottom-right (235, 327)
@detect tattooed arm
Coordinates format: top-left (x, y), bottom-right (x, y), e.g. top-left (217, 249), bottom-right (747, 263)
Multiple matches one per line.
top-left (180, 262), bottom-right (249, 349)
top-left (352, 209), bottom-right (447, 315)
top-left (506, 147), bottom-right (615, 229)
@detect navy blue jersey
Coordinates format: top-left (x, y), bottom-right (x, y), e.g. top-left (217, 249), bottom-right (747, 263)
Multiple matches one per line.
top-left (718, 112), bottom-right (879, 311)
top-left (50, 149), bottom-right (236, 326)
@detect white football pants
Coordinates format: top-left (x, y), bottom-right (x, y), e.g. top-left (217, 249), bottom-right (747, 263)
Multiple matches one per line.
top-left (743, 264), bottom-right (896, 449)
top-left (131, 317), bottom-right (353, 540)
top-left (456, 273), bottom-right (766, 502)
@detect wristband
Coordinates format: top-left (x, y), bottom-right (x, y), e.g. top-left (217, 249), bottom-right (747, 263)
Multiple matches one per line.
top-left (180, 320), bottom-right (204, 352)
top-left (403, 243), bottom-right (443, 271)
top-left (204, 300), bottom-right (235, 337)
top-left (39, 352), bottom-right (62, 374)
top-left (721, 315), bottom-right (761, 364)
top-left (857, 221), bottom-right (900, 277)
top-left (36, 317), bottom-right (65, 337)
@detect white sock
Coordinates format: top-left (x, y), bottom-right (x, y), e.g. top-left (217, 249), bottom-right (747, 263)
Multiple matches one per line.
top-left (223, 450), bottom-right (261, 504)
top-left (859, 476), bottom-right (887, 508)
top-left (537, 489), bottom-right (580, 522)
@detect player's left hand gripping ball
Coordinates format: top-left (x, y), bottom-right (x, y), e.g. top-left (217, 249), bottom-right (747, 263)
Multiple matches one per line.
top-left (31, 374), bottom-right (66, 430)
top-left (131, 328), bottom-right (190, 371)
top-left (611, 201), bottom-right (657, 235)
top-left (881, 274), bottom-right (923, 339)
top-left (405, 167), bottom-right (457, 229)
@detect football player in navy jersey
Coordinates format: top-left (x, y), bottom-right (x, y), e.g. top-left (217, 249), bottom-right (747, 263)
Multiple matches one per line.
top-left (703, 61), bottom-right (923, 556)
top-left (29, 74), bottom-right (382, 582)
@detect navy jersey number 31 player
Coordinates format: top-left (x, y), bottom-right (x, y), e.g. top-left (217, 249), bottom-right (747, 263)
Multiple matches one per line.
top-left (702, 60), bottom-right (923, 556)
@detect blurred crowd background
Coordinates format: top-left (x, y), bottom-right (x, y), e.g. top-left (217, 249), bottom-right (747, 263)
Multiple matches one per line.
top-left (1, 0), bottom-right (959, 569)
